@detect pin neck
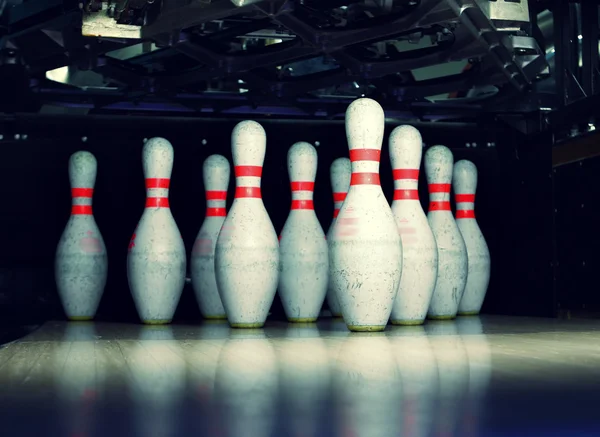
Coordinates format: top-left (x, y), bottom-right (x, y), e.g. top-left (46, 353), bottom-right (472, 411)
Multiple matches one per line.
top-left (290, 181), bottom-right (314, 210)
top-left (145, 178), bottom-right (170, 209)
top-left (393, 169), bottom-right (419, 200)
top-left (71, 187), bottom-right (93, 215)
top-left (455, 193), bottom-right (476, 219)
top-left (349, 149), bottom-right (381, 186)
top-left (428, 183), bottom-right (451, 211)
top-left (234, 165), bottom-right (262, 199)
top-left (332, 192), bottom-right (346, 218)
top-left (206, 190), bottom-right (227, 217)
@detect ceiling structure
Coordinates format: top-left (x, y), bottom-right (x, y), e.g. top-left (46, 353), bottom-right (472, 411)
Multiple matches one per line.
top-left (0, 0), bottom-right (556, 122)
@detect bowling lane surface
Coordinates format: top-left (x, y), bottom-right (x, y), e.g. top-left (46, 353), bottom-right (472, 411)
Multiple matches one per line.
top-left (0, 316), bottom-right (599, 437)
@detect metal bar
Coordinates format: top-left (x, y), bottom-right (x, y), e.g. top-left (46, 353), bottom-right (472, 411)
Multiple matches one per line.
top-left (553, 0), bottom-right (569, 106)
top-left (0, 110), bottom-right (483, 129)
top-left (141, 1), bottom-right (249, 40)
top-left (552, 130), bottom-right (600, 167)
top-left (580, 1), bottom-right (599, 95)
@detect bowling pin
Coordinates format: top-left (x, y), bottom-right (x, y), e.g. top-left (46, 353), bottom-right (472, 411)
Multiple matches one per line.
top-left (329, 98), bottom-right (402, 332)
top-left (55, 151), bottom-right (108, 320)
top-left (279, 142), bottom-right (328, 322)
top-left (191, 154), bottom-right (230, 320)
top-left (215, 121), bottom-right (279, 328)
top-left (127, 137), bottom-right (186, 324)
top-left (453, 160), bottom-right (491, 315)
top-left (425, 145), bottom-right (468, 319)
top-left (389, 125), bottom-right (438, 325)
top-left (325, 157), bottom-right (351, 318)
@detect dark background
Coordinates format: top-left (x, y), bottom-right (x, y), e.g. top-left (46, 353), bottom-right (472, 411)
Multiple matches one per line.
top-left (0, 114), bottom-right (554, 326)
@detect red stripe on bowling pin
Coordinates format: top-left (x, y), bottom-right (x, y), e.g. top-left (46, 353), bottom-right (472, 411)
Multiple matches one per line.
top-left (393, 169), bottom-right (419, 200)
top-left (234, 165), bottom-right (262, 198)
top-left (349, 149), bottom-right (381, 186)
top-left (455, 193), bottom-right (476, 219)
top-left (71, 187), bottom-right (93, 215)
top-left (428, 183), bottom-right (451, 211)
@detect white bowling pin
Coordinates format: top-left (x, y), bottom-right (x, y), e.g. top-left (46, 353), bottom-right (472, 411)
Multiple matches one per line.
top-left (329, 98), bottom-right (402, 332)
top-left (55, 151), bottom-right (108, 321)
top-left (325, 157), bottom-right (351, 318)
top-left (215, 121), bottom-right (279, 328)
top-left (389, 125), bottom-right (438, 325)
top-left (425, 146), bottom-right (468, 319)
top-left (453, 160), bottom-right (491, 315)
top-left (279, 142), bottom-right (328, 322)
top-left (127, 137), bottom-right (186, 324)
top-left (191, 154), bottom-right (231, 320)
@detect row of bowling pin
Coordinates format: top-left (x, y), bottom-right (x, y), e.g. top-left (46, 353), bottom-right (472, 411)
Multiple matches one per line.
top-left (54, 97), bottom-right (490, 331)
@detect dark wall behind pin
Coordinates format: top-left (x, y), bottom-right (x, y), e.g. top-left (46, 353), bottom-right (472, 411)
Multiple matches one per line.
top-left (0, 114), bottom-right (553, 327)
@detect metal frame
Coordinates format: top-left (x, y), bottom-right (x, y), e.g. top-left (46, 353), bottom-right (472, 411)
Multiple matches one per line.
top-left (0, 0), bottom-right (550, 123)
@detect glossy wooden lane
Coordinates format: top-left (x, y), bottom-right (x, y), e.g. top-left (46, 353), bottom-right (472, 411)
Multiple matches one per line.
top-left (1, 316), bottom-right (600, 436)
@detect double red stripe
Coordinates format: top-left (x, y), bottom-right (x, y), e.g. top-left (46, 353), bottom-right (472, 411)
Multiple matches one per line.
top-left (71, 187), bottom-right (93, 215)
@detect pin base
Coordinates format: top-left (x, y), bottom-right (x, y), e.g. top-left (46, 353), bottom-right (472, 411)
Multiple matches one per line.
top-left (203, 315), bottom-right (228, 320)
top-left (68, 316), bottom-right (94, 321)
top-left (427, 315), bottom-right (456, 320)
top-left (230, 322), bottom-right (264, 329)
top-left (203, 319), bottom-right (228, 324)
top-left (347, 324), bottom-right (386, 332)
top-left (458, 311), bottom-right (480, 316)
top-left (142, 319), bottom-right (172, 325)
top-left (391, 319), bottom-right (424, 326)
top-left (288, 317), bottom-right (318, 323)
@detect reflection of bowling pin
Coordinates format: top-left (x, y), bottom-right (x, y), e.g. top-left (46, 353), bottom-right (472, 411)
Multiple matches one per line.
top-left (329, 98), bottom-right (402, 332)
top-left (453, 160), bottom-right (491, 316)
top-left (181, 321), bottom-right (230, 436)
top-left (456, 317), bottom-right (492, 437)
top-left (127, 138), bottom-right (186, 324)
top-left (125, 326), bottom-right (186, 437)
top-left (279, 142), bottom-right (328, 322)
top-left (215, 121), bottom-right (279, 328)
top-left (279, 324), bottom-right (330, 437)
top-left (389, 126), bottom-right (438, 325)
top-left (425, 146), bottom-right (468, 319)
top-left (191, 154), bottom-right (230, 320)
top-left (425, 321), bottom-right (470, 437)
top-left (387, 326), bottom-right (438, 437)
top-left (325, 158), bottom-right (351, 318)
top-left (214, 331), bottom-right (278, 437)
top-left (55, 151), bottom-right (108, 321)
top-left (333, 334), bottom-right (401, 437)
top-left (54, 322), bottom-right (103, 437)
